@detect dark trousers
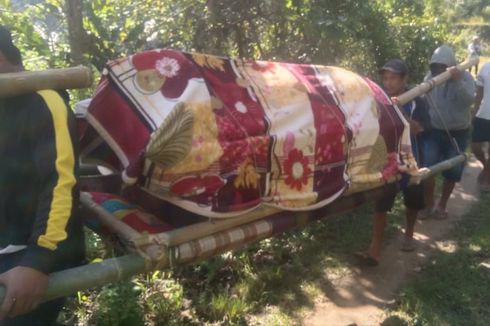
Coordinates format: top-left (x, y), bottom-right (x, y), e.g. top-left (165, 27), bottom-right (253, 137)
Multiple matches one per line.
top-left (0, 251), bottom-right (65, 326)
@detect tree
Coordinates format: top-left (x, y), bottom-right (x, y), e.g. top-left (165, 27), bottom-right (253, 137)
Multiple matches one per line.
top-left (64, 0), bottom-right (89, 65)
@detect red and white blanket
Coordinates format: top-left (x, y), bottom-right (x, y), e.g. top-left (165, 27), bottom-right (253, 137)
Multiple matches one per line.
top-left (81, 49), bottom-right (417, 218)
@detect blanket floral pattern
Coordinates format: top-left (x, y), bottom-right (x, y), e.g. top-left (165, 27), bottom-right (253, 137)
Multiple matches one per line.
top-left (82, 49), bottom-right (418, 218)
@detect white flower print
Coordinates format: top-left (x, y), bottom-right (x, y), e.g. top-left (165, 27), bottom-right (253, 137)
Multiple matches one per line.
top-left (155, 57), bottom-right (180, 78)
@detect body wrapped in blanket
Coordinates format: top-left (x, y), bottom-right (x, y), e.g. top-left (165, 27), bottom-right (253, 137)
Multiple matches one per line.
top-left (80, 49), bottom-right (418, 219)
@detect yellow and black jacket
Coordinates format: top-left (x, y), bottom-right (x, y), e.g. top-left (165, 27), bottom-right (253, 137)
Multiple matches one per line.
top-left (0, 90), bottom-right (84, 273)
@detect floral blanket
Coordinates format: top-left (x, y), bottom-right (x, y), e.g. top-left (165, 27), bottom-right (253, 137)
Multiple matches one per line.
top-left (81, 49), bottom-right (418, 218)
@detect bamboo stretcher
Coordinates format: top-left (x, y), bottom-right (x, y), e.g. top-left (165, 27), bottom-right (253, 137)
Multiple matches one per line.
top-left (0, 57), bottom-right (477, 306)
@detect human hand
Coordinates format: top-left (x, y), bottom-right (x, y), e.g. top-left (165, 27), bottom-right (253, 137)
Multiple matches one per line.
top-left (390, 97), bottom-right (399, 106)
top-left (0, 266), bottom-right (49, 319)
top-left (447, 66), bottom-right (463, 80)
top-left (409, 120), bottom-right (424, 135)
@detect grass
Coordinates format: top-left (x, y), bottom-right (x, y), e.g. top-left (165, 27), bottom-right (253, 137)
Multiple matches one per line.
top-left (64, 178), bottom-right (485, 324)
top-left (383, 191), bottom-right (490, 326)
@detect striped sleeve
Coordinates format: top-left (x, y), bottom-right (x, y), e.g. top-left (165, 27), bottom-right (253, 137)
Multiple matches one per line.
top-left (19, 90), bottom-right (78, 273)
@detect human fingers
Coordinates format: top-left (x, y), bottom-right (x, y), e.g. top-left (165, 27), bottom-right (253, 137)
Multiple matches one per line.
top-left (0, 292), bottom-right (15, 320)
top-left (10, 296), bottom-right (39, 318)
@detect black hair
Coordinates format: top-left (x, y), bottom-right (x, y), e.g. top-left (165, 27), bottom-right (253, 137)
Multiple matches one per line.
top-left (0, 25), bottom-right (23, 65)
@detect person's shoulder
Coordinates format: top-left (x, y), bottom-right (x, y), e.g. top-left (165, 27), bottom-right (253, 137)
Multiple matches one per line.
top-left (33, 89), bottom-right (70, 108)
top-left (5, 92), bottom-right (41, 110)
top-left (19, 90), bottom-right (71, 121)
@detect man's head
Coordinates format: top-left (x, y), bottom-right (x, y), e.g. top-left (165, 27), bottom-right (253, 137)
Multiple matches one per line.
top-left (473, 35), bottom-right (480, 43)
top-left (380, 59), bottom-right (408, 97)
top-left (429, 45), bottom-right (456, 77)
top-left (0, 25), bottom-right (23, 73)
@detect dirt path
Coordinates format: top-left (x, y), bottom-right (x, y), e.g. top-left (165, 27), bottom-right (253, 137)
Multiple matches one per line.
top-left (303, 157), bottom-right (483, 326)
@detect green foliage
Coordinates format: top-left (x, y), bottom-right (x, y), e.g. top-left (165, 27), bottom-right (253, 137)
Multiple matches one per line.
top-left (375, 1), bottom-right (449, 81)
top-left (453, 0), bottom-right (490, 20)
top-left (89, 281), bottom-right (145, 326)
top-left (81, 0), bottom-right (204, 70)
top-left (137, 271), bottom-right (188, 325)
top-left (3, 0), bottom-right (452, 80)
top-left (0, 2), bottom-right (55, 70)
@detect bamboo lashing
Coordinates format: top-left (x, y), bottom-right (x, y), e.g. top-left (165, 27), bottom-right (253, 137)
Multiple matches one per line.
top-left (397, 57), bottom-right (479, 106)
top-left (0, 66), bottom-right (92, 97)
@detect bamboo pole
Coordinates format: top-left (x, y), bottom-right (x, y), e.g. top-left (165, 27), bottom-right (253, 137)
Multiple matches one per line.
top-left (397, 57), bottom-right (479, 106)
top-left (139, 205), bottom-right (285, 247)
top-left (410, 154), bottom-right (467, 184)
top-left (141, 154), bottom-right (468, 248)
top-left (0, 187), bottom-right (390, 307)
top-left (0, 153), bottom-right (468, 307)
top-left (0, 66), bottom-right (92, 98)
top-left (0, 254), bottom-right (151, 306)
top-left (85, 158), bottom-right (468, 251)
top-left (80, 192), bottom-right (141, 243)
top-left (424, 154), bottom-right (467, 176)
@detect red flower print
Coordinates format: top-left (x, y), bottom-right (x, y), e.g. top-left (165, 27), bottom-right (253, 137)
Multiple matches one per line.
top-left (284, 148), bottom-right (311, 190)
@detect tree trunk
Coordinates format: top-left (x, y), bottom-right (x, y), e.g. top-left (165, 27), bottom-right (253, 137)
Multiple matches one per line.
top-left (64, 0), bottom-right (88, 65)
